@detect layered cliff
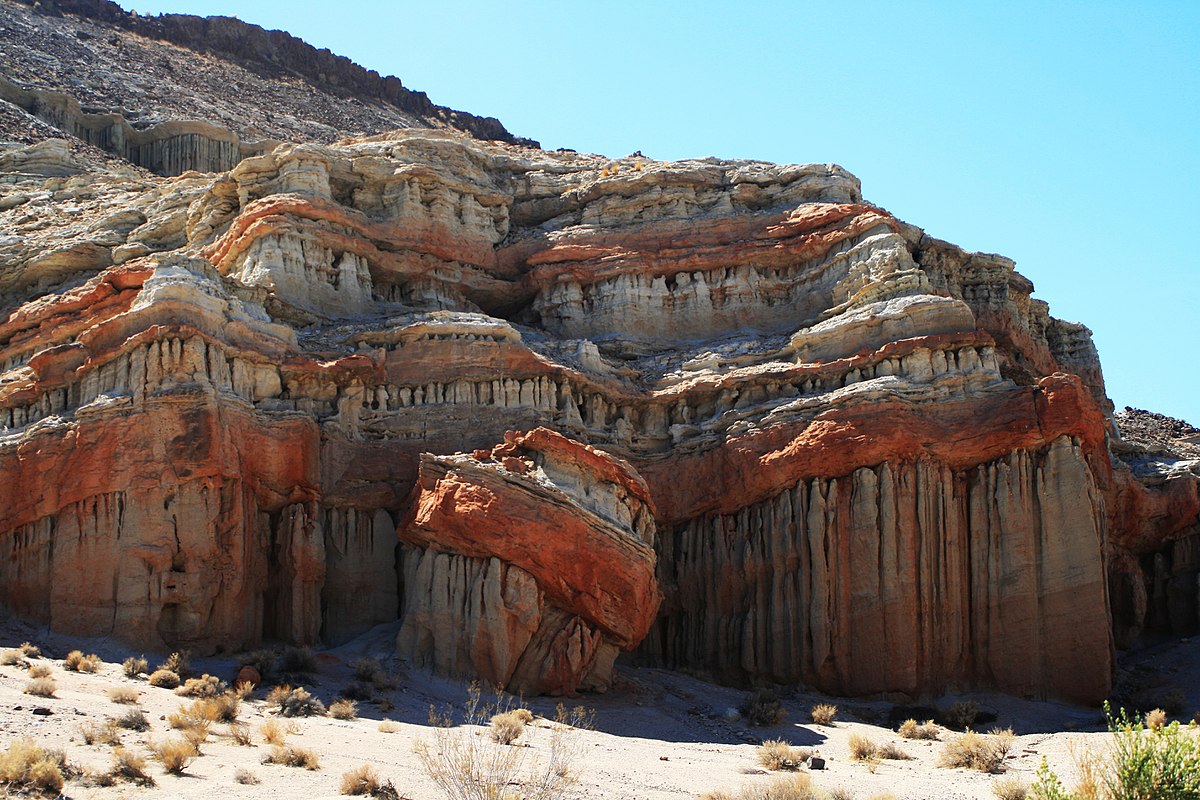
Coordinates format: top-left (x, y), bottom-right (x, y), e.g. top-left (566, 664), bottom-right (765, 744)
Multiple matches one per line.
top-left (1, 7), bottom-right (1195, 702)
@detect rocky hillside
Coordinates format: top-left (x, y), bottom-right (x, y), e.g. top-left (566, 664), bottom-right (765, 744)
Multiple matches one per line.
top-left (0, 0), bottom-right (533, 174)
top-left (0, 3), bottom-right (1196, 705)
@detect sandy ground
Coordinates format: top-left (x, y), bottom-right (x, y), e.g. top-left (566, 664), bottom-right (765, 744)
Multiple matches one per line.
top-left (1, 616), bottom-right (1196, 800)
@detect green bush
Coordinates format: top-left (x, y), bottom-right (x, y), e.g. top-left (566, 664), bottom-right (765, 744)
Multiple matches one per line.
top-left (1031, 703), bottom-right (1200, 800)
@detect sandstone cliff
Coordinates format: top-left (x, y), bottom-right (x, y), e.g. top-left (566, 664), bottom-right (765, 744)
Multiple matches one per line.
top-left (0, 8), bottom-right (1195, 704)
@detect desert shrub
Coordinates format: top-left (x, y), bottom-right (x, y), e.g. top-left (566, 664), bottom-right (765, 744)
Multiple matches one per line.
top-left (757, 739), bottom-right (810, 771)
top-left (122, 655), bottom-right (149, 678)
top-left (159, 650), bottom-right (191, 678)
top-left (343, 680), bottom-right (375, 701)
top-left (700, 773), bottom-right (822, 800)
top-left (260, 719), bottom-right (287, 745)
top-left (80, 720), bottom-right (122, 746)
top-left (64, 649), bottom-right (102, 672)
top-left (829, 789), bottom-right (855, 800)
top-left (740, 688), bottom-right (787, 726)
top-left (993, 776), bottom-right (1029, 800)
top-left (944, 700), bottom-right (980, 730)
top-left (238, 648), bottom-right (277, 678)
top-left (848, 733), bottom-right (878, 762)
top-left (148, 668), bottom-right (180, 689)
top-left (109, 747), bottom-right (154, 786)
top-left (938, 728), bottom-right (1013, 773)
top-left (235, 767), bottom-right (260, 784)
top-left (25, 676), bottom-right (56, 697)
top-left (878, 741), bottom-right (914, 760)
top-left (379, 719), bottom-right (401, 733)
top-left (0, 648), bottom-right (22, 665)
top-left (108, 685), bottom-right (139, 704)
top-left (330, 698), bottom-right (359, 720)
top-left (0, 738), bottom-right (65, 794)
top-left (1144, 707), bottom-right (1167, 730)
top-left (210, 690), bottom-right (241, 722)
top-left (810, 704), bottom-right (838, 726)
top-left (490, 709), bottom-right (528, 744)
top-left (117, 708), bottom-right (150, 731)
top-left (342, 764), bottom-right (382, 795)
top-left (170, 698), bottom-right (220, 728)
top-left (278, 646), bottom-right (318, 675)
top-left (28, 663), bottom-right (52, 679)
top-left (19, 642), bottom-right (41, 659)
top-left (176, 673), bottom-right (224, 697)
top-left (898, 718), bottom-right (940, 740)
top-left (266, 684), bottom-right (326, 717)
top-left (263, 743), bottom-right (320, 770)
top-left (416, 683), bottom-right (591, 800)
top-left (353, 657), bottom-right (384, 683)
top-left (229, 721), bottom-right (253, 745)
top-left (150, 736), bottom-right (197, 774)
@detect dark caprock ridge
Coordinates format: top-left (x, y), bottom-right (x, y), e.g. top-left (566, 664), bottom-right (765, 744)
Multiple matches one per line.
top-left (1, 0), bottom-right (536, 175)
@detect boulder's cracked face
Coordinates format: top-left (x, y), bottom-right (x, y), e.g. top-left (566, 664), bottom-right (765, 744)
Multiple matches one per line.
top-left (0, 119), bottom-right (1194, 699)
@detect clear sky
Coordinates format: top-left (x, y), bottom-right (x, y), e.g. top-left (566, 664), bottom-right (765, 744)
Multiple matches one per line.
top-left (120, 1), bottom-right (1200, 423)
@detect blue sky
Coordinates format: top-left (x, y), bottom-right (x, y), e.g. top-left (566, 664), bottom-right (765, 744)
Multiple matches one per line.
top-left (121, 1), bottom-right (1200, 423)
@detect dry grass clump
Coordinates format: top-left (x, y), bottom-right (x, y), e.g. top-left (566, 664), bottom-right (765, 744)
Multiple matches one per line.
top-left (0, 648), bottom-right (22, 665)
top-left (229, 721), bottom-right (253, 746)
top-left (938, 728), bottom-right (1014, 773)
top-left (64, 649), bottom-right (102, 672)
top-left (109, 747), bottom-right (155, 786)
top-left (330, 698), bottom-right (359, 720)
top-left (490, 708), bottom-right (530, 744)
top-left (740, 688), bottom-right (787, 726)
top-left (122, 655), bottom-right (149, 678)
top-left (19, 641), bottom-right (41, 659)
top-left (117, 708), bottom-right (150, 731)
top-left (266, 684), bottom-right (326, 717)
top-left (80, 720), bottom-right (122, 746)
top-left (829, 789), bottom-right (854, 800)
top-left (210, 691), bottom-right (241, 722)
top-left (943, 700), bottom-right (980, 730)
top-left (260, 719), bottom-right (288, 745)
top-left (378, 719), bottom-right (401, 733)
top-left (700, 773), bottom-right (822, 800)
top-left (757, 739), bottom-right (811, 771)
top-left (24, 676), bottom-right (57, 697)
top-left (148, 668), bottom-right (180, 689)
top-left (992, 776), bottom-right (1028, 800)
top-left (1145, 707), bottom-right (1168, 730)
top-left (149, 737), bottom-right (197, 774)
top-left (848, 733), bottom-right (878, 762)
top-left (159, 650), bottom-right (191, 678)
top-left (263, 743), bottom-right (320, 770)
top-left (176, 673), bottom-right (225, 697)
top-left (108, 685), bottom-right (139, 704)
top-left (28, 662), bottom-right (52, 679)
top-left (235, 766), bottom-right (260, 784)
top-left (810, 703), bottom-right (838, 726)
top-left (0, 738), bottom-right (66, 794)
top-left (341, 764), bottom-right (382, 795)
top-left (898, 718), bottom-right (940, 740)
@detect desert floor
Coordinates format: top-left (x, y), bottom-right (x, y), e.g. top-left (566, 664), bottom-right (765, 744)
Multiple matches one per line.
top-left (1, 614), bottom-right (1196, 800)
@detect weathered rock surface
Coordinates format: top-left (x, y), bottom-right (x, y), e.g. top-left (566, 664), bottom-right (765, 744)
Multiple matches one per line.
top-left (0, 7), bottom-right (1195, 703)
top-left (396, 428), bottom-right (658, 693)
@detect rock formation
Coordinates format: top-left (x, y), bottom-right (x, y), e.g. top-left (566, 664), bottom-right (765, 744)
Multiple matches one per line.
top-left (1, 3), bottom-right (1196, 703)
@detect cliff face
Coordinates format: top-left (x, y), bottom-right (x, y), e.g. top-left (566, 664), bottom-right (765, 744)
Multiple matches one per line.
top-left (0, 11), bottom-right (1195, 703)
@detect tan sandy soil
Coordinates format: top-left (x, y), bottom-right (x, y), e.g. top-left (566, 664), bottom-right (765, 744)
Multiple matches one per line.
top-left (1, 616), bottom-right (1196, 800)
